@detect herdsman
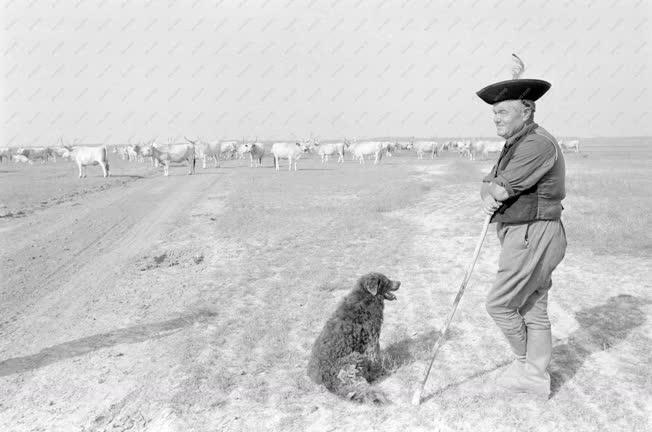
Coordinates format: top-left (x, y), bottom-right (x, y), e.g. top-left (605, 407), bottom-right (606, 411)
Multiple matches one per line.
top-left (477, 55), bottom-right (567, 398)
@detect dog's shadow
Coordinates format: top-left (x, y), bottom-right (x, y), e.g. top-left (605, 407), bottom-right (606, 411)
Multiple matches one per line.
top-left (371, 328), bottom-right (453, 382)
top-left (550, 294), bottom-right (649, 396)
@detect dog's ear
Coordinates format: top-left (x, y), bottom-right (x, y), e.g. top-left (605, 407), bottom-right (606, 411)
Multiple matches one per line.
top-left (363, 276), bottom-right (379, 296)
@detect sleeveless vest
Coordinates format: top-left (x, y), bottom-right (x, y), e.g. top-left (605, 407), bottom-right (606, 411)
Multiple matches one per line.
top-left (490, 125), bottom-right (566, 224)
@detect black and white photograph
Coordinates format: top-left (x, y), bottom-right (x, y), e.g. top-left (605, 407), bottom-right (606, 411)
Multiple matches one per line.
top-left (1, 1), bottom-right (650, 431)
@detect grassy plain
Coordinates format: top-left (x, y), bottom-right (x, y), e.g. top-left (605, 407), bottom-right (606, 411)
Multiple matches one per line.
top-left (0, 140), bottom-right (649, 431)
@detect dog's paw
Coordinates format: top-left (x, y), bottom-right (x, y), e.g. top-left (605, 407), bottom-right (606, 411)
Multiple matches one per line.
top-left (368, 390), bottom-right (390, 405)
top-left (367, 361), bottom-right (387, 381)
top-left (337, 364), bottom-right (359, 383)
top-left (348, 388), bottom-right (390, 405)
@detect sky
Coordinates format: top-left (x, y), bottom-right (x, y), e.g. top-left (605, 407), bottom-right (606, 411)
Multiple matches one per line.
top-left (1, 0), bottom-right (651, 146)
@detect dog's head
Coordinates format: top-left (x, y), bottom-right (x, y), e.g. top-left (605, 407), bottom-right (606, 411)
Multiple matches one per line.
top-left (358, 272), bottom-right (400, 301)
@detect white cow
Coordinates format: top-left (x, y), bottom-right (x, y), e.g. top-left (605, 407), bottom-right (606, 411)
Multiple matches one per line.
top-left (455, 140), bottom-right (471, 158)
top-left (13, 154), bottom-right (33, 164)
top-left (316, 142), bottom-right (345, 164)
top-left (349, 141), bottom-right (385, 164)
top-left (413, 141), bottom-right (439, 159)
top-left (186, 138), bottom-right (238, 168)
top-left (50, 146), bottom-right (69, 161)
top-left (243, 142), bottom-right (265, 167)
top-left (468, 141), bottom-right (488, 161)
top-left (215, 141), bottom-right (238, 166)
top-left (126, 145), bottom-right (139, 162)
top-left (136, 144), bottom-right (157, 167)
top-left (114, 145), bottom-right (129, 160)
top-left (271, 142), bottom-right (310, 171)
top-left (150, 143), bottom-right (196, 176)
top-left (482, 140), bottom-right (504, 156)
top-left (445, 140), bottom-right (467, 151)
top-left (380, 141), bottom-right (396, 157)
top-left (468, 140), bottom-right (504, 160)
top-left (62, 146), bottom-right (110, 178)
top-left (16, 147), bottom-right (54, 163)
top-left (559, 139), bottom-right (580, 153)
top-left (0, 147), bottom-right (12, 163)
top-left (234, 142), bottom-right (249, 160)
top-left (131, 144), bottom-right (151, 163)
top-left (344, 138), bottom-right (359, 161)
top-left (395, 140), bottom-right (413, 151)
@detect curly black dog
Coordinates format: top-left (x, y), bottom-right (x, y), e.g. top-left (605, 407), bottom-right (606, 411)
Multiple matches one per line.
top-left (307, 272), bottom-right (400, 404)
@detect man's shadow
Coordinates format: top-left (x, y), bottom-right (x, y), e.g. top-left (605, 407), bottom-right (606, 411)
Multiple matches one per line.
top-left (370, 295), bottom-right (648, 398)
top-left (0, 309), bottom-right (217, 377)
top-left (550, 294), bottom-right (649, 396)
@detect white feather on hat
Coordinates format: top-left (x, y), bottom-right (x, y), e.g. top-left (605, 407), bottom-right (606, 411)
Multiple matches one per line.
top-left (511, 53), bottom-right (525, 79)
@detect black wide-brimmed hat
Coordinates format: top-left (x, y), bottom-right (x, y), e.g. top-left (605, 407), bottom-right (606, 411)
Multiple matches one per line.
top-left (476, 54), bottom-right (551, 104)
top-left (476, 78), bottom-right (551, 104)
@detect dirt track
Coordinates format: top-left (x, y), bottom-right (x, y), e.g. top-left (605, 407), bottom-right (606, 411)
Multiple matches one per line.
top-left (0, 167), bottom-right (229, 430)
top-left (0, 155), bottom-right (650, 432)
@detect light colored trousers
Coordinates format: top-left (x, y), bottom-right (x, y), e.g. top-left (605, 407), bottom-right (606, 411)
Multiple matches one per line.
top-left (486, 219), bottom-right (567, 359)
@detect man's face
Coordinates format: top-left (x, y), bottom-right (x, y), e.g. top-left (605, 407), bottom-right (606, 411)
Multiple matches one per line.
top-left (493, 100), bottom-right (527, 138)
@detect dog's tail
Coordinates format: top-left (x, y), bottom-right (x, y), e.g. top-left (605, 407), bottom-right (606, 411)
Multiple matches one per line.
top-left (335, 381), bottom-right (389, 404)
top-left (332, 357), bottom-right (389, 404)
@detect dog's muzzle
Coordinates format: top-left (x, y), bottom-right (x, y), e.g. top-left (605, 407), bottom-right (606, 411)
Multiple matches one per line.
top-left (384, 280), bottom-right (400, 301)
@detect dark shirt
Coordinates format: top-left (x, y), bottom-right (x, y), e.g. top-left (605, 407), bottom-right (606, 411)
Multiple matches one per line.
top-left (483, 123), bottom-right (566, 223)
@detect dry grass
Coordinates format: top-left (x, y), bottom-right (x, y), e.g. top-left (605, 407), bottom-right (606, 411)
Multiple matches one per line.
top-left (169, 151), bottom-right (648, 431)
top-left (0, 147), bottom-right (649, 432)
top-left (563, 155), bottom-right (651, 257)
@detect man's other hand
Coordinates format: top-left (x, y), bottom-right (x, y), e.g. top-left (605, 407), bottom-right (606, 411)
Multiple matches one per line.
top-left (482, 195), bottom-right (501, 216)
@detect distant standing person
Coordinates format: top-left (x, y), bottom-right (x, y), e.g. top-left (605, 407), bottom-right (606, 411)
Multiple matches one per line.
top-left (477, 55), bottom-right (567, 398)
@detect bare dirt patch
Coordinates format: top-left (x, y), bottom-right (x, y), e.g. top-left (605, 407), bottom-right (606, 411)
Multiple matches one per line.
top-left (138, 249), bottom-right (206, 271)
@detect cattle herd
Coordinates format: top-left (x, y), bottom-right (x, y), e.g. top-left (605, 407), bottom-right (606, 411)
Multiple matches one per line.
top-left (0, 137), bottom-right (581, 178)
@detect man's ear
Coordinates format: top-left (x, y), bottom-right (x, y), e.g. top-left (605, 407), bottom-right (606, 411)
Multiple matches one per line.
top-left (521, 104), bottom-right (533, 122)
